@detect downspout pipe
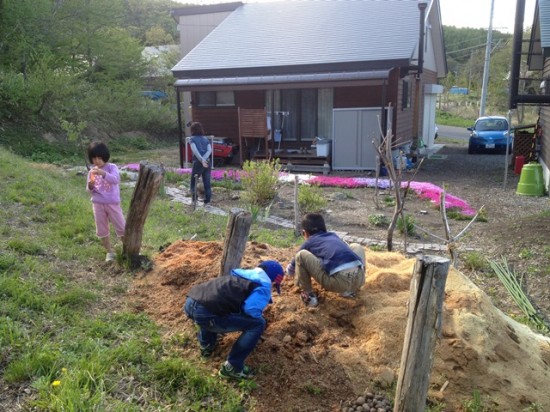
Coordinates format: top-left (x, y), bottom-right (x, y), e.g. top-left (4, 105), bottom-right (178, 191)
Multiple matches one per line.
top-left (413, 1), bottom-right (428, 148)
top-left (509, 0), bottom-right (526, 109)
top-left (176, 87), bottom-right (184, 168)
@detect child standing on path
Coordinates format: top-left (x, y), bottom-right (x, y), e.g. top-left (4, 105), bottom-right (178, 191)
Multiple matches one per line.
top-left (188, 122), bottom-right (212, 205)
top-left (86, 142), bottom-right (126, 262)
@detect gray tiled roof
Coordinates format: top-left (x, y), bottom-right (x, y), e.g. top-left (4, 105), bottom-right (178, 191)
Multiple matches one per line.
top-left (172, 0), bottom-right (422, 77)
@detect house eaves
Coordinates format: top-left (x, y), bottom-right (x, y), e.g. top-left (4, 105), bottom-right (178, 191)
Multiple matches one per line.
top-left (170, 2), bottom-right (242, 20)
top-left (528, 0), bottom-right (550, 71)
top-left (174, 69), bottom-right (392, 92)
top-left (172, 0), bottom-right (421, 79)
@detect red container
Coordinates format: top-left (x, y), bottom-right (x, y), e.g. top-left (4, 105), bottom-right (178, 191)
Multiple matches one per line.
top-left (514, 155), bottom-right (525, 175)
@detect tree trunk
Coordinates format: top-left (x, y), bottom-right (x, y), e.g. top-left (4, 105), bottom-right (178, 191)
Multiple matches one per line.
top-left (123, 162), bottom-right (165, 269)
top-left (394, 255), bottom-right (450, 412)
top-left (219, 208), bottom-right (252, 276)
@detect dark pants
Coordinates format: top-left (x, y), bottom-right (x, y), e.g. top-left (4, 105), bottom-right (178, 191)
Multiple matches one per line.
top-left (183, 297), bottom-right (266, 371)
top-left (190, 161), bottom-right (211, 203)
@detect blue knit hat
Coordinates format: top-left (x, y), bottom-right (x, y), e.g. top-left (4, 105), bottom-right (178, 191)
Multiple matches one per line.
top-left (258, 260), bottom-right (285, 294)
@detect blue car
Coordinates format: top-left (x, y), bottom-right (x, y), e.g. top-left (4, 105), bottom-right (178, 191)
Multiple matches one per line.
top-left (468, 116), bottom-right (513, 154)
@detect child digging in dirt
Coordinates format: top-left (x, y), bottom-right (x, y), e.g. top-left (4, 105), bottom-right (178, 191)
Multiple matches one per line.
top-left (86, 142), bottom-right (126, 262)
top-left (286, 213), bottom-right (365, 307)
top-left (183, 261), bottom-right (285, 380)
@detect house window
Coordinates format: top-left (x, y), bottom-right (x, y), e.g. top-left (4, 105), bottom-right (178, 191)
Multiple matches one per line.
top-left (196, 91), bottom-right (235, 107)
top-left (402, 79), bottom-right (412, 109)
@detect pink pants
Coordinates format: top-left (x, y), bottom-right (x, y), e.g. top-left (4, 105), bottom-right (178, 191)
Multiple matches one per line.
top-left (92, 203), bottom-right (126, 238)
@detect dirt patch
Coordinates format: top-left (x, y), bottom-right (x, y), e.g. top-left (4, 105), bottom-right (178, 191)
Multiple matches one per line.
top-left (127, 240), bottom-right (550, 411)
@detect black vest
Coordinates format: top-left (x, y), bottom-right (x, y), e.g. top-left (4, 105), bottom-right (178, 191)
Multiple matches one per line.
top-left (187, 276), bottom-right (259, 316)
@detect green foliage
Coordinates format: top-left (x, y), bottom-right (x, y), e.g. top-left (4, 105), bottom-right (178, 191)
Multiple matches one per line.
top-left (462, 390), bottom-right (492, 412)
top-left (241, 160), bottom-right (281, 207)
top-left (383, 196), bottom-right (396, 207)
top-left (0, 0), bottom-right (178, 137)
top-left (396, 214), bottom-right (415, 236)
top-left (462, 252), bottom-right (489, 272)
top-left (489, 258), bottom-right (550, 334)
top-left (303, 381), bottom-right (323, 395)
top-left (368, 214), bottom-right (390, 228)
top-left (298, 184), bottom-right (327, 213)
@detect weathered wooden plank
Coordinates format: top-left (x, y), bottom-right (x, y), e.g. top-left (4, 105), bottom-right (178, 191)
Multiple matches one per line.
top-left (219, 208), bottom-right (252, 276)
top-left (123, 162), bottom-right (165, 269)
top-left (394, 255), bottom-right (450, 412)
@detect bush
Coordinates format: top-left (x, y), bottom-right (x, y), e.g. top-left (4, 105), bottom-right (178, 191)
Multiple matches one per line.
top-left (240, 159), bottom-right (281, 207)
top-left (397, 214), bottom-right (415, 235)
top-left (298, 184), bottom-right (327, 213)
top-left (368, 214), bottom-right (390, 228)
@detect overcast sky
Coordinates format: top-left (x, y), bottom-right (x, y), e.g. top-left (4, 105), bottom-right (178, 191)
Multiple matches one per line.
top-left (175, 0), bottom-right (536, 34)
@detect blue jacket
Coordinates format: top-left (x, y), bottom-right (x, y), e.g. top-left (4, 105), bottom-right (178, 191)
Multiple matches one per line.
top-left (231, 268), bottom-right (272, 318)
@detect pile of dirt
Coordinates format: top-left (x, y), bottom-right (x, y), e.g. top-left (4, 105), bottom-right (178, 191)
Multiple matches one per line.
top-left (128, 240), bottom-right (550, 411)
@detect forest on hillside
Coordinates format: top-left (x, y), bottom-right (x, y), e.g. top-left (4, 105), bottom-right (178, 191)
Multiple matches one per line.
top-left (0, 0), bottom-right (536, 151)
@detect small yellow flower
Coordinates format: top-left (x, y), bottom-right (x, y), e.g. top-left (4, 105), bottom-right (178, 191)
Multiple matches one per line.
top-left (52, 380), bottom-right (61, 387)
top-left (61, 368), bottom-right (67, 373)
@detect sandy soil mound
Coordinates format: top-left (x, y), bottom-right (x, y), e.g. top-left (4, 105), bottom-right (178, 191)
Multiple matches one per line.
top-left (128, 240), bottom-right (550, 411)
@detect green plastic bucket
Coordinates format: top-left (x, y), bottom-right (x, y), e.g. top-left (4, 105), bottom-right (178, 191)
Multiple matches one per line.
top-left (516, 163), bottom-right (545, 196)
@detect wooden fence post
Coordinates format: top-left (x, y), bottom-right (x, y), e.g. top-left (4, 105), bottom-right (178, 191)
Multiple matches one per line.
top-left (294, 175), bottom-right (301, 236)
top-left (394, 255), bottom-right (450, 412)
top-left (219, 208), bottom-right (252, 276)
top-left (123, 161), bottom-right (165, 269)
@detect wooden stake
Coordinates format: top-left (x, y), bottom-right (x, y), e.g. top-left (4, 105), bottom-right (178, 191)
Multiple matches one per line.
top-left (123, 162), bottom-right (165, 269)
top-left (220, 208), bottom-right (252, 276)
top-left (394, 255), bottom-right (450, 412)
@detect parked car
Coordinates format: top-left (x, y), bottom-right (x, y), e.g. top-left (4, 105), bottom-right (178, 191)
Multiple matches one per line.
top-left (467, 116), bottom-right (513, 154)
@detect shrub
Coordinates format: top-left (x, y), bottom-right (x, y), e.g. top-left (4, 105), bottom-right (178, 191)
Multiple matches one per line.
top-left (240, 159), bottom-right (281, 207)
top-left (396, 214), bottom-right (415, 235)
top-left (462, 251), bottom-right (489, 271)
top-left (368, 214), bottom-right (390, 228)
top-left (298, 184), bottom-right (327, 213)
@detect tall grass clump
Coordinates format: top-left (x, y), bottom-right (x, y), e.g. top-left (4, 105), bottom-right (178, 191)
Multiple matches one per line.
top-left (397, 214), bottom-right (415, 235)
top-left (298, 184), bottom-right (327, 213)
top-left (489, 258), bottom-right (550, 334)
top-left (240, 159), bottom-right (281, 207)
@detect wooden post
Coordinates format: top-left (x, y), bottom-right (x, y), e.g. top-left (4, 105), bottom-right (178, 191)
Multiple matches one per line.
top-left (219, 208), bottom-right (252, 276)
top-left (294, 175), bottom-right (301, 236)
top-left (123, 162), bottom-right (165, 269)
top-left (394, 255), bottom-right (450, 412)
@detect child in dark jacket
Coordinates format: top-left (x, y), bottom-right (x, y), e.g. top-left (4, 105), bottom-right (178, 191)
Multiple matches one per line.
top-left (287, 213), bottom-right (365, 307)
top-left (183, 260), bottom-right (285, 380)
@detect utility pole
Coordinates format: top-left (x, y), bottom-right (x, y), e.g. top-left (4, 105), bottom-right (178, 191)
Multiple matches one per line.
top-left (479, 0), bottom-right (495, 117)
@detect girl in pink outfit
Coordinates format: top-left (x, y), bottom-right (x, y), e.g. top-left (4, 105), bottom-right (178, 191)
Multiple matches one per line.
top-left (86, 142), bottom-right (126, 262)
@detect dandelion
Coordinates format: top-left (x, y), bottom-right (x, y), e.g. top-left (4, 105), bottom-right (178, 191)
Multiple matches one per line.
top-left (52, 380), bottom-right (61, 387)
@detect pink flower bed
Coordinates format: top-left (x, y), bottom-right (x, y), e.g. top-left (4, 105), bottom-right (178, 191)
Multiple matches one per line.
top-left (122, 165), bottom-right (475, 216)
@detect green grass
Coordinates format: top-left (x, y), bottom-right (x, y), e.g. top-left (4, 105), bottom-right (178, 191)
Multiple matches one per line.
top-left (0, 148), bottom-right (252, 410)
top-left (436, 111), bottom-right (475, 128)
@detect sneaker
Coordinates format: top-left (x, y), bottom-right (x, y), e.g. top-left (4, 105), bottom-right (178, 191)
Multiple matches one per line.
top-left (105, 252), bottom-right (116, 262)
top-left (300, 291), bottom-right (319, 307)
top-left (200, 343), bottom-right (217, 359)
top-left (340, 291), bottom-right (356, 298)
top-left (219, 362), bottom-right (254, 380)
